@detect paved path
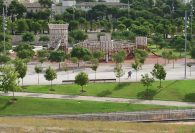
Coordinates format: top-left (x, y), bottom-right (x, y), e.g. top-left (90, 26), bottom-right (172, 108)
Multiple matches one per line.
top-left (23, 62), bottom-right (195, 85)
top-left (1, 92), bottom-right (195, 107)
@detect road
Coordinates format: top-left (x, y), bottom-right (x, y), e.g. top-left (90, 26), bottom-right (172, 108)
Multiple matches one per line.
top-left (1, 92), bottom-right (195, 107)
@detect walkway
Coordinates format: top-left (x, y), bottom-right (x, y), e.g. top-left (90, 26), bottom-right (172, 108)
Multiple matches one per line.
top-left (1, 92), bottom-right (195, 107)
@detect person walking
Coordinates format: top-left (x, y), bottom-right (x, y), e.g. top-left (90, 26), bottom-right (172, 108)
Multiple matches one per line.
top-left (128, 71), bottom-right (132, 78)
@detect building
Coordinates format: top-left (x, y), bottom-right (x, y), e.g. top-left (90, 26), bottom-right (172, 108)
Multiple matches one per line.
top-left (76, 2), bottom-right (128, 11)
top-left (48, 24), bottom-right (69, 51)
top-left (23, 2), bottom-right (45, 13)
top-left (135, 37), bottom-right (147, 48)
top-left (52, 0), bottom-right (76, 14)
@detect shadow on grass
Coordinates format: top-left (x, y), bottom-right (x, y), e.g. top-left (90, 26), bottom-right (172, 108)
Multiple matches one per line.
top-left (114, 83), bottom-right (130, 91)
top-left (97, 90), bottom-right (112, 97)
top-left (162, 80), bottom-right (178, 89)
top-left (0, 100), bottom-right (13, 111)
top-left (183, 93), bottom-right (195, 102)
top-left (137, 89), bottom-right (157, 100)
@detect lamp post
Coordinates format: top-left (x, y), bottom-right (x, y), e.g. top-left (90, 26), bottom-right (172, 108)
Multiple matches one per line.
top-left (184, 10), bottom-right (187, 79)
top-left (190, 1), bottom-right (194, 36)
top-left (2, 7), bottom-right (7, 55)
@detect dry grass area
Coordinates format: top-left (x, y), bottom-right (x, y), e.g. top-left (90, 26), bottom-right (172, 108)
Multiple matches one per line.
top-left (0, 117), bottom-right (195, 133)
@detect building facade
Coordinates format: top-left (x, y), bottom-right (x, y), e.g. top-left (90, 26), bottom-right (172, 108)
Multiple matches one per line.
top-left (48, 24), bottom-right (69, 51)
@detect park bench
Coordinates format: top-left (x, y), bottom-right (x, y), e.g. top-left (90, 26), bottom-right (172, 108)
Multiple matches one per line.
top-left (62, 78), bottom-right (116, 83)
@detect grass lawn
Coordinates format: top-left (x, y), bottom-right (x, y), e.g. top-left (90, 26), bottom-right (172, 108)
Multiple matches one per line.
top-left (0, 96), bottom-right (181, 116)
top-left (1, 118), bottom-right (195, 133)
top-left (148, 44), bottom-right (191, 58)
top-left (25, 80), bottom-right (195, 102)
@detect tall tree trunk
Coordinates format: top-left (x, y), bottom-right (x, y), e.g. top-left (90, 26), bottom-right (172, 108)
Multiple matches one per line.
top-left (22, 78), bottom-right (23, 87)
top-left (38, 73), bottom-right (39, 84)
top-left (95, 71), bottom-right (96, 82)
top-left (12, 90), bottom-right (15, 99)
top-left (160, 79), bottom-right (162, 88)
top-left (50, 81), bottom-right (52, 90)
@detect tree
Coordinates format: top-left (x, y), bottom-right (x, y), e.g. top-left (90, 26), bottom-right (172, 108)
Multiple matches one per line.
top-left (75, 72), bottom-right (89, 92)
top-left (8, 0), bottom-right (26, 21)
top-left (14, 43), bottom-right (35, 60)
top-left (141, 73), bottom-right (155, 97)
top-left (32, 21), bottom-right (41, 34)
top-left (44, 67), bottom-right (57, 91)
top-left (37, 50), bottom-right (49, 65)
top-left (93, 51), bottom-right (104, 60)
top-left (15, 19), bottom-right (29, 33)
top-left (14, 59), bottom-right (27, 87)
top-left (190, 48), bottom-right (195, 59)
top-left (0, 42), bottom-right (12, 53)
top-left (0, 65), bottom-right (20, 100)
top-left (34, 65), bottom-right (43, 84)
top-left (22, 32), bottom-right (35, 42)
top-left (39, 36), bottom-right (50, 42)
top-left (112, 50), bottom-right (126, 64)
top-left (71, 57), bottom-right (78, 72)
top-left (134, 49), bottom-right (148, 68)
top-left (48, 51), bottom-right (66, 69)
top-left (114, 63), bottom-right (125, 83)
top-left (0, 55), bottom-right (11, 65)
top-left (151, 64), bottom-right (166, 88)
top-left (91, 58), bottom-right (99, 81)
top-left (69, 30), bottom-right (88, 43)
top-left (131, 59), bottom-right (140, 81)
top-left (38, 0), bottom-right (52, 7)
top-left (71, 47), bottom-right (92, 67)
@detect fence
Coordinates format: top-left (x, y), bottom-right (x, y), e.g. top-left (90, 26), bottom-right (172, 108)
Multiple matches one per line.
top-left (41, 109), bottom-right (195, 122)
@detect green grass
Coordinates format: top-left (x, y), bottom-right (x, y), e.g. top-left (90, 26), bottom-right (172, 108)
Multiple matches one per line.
top-left (148, 44), bottom-right (191, 58)
top-left (25, 80), bottom-right (195, 102)
top-left (0, 96), bottom-right (181, 116)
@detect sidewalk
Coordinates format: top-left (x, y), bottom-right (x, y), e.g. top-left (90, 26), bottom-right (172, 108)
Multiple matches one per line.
top-left (1, 92), bottom-right (195, 107)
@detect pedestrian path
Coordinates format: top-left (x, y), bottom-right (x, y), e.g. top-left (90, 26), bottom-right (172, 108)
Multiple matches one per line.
top-left (1, 92), bottom-right (195, 107)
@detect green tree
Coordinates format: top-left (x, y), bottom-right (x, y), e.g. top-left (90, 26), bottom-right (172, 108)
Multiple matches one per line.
top-left (71, 47), bottom-right (91, 67)
top-left (71, 57), bottom-right (78, 72)
top-left (69, 30), bottom-right (88, 43)
top-left (8, 0), bottom-right (26, 20)
top-left (151, 64), bottom-right (166, 88)
top-left (93, 51), bottom-right (104, 60)
top-left (16, 19), bottom-right (29, 33)
top-left (44, 67), bottom-right (57, 91)
top-left (14, 43), bottom-right (35, 60)
top-left (114, 63), bottom-right (125, 83)
top-left (48, 51), bottom-right (66, 69)
top-left (91, 58), bottom-right (99, 81)
top-left (131, 59), bottom-right (140, 81)
top-left (0, 65), bottom-right (20, 100)
top-left (75, 72), bottom-right (89, 92)
top-left (0, 42), bottom-right (12, 53)
top-left (0, 55), bottom-right (11, 65)
top-left (37, 50), bottom-right (49, 65)
top-left (141, 73), bottom-right (155, 97)
top-left (38, 0), bottom-right (52, 7)
top-left (34, 65), bottom-right (43, 84)
top-left (22, 32), bottom-right (35, 42)
top-left (112, 50), bottom-right (126, 64)
top-left (14, 59), bottom-right (27, 87)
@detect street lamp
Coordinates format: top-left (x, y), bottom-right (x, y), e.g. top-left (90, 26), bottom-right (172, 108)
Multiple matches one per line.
top-left (2, 7), bottom-right (7, 55)
top-left (184, 10), bottom-right (187, 79)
